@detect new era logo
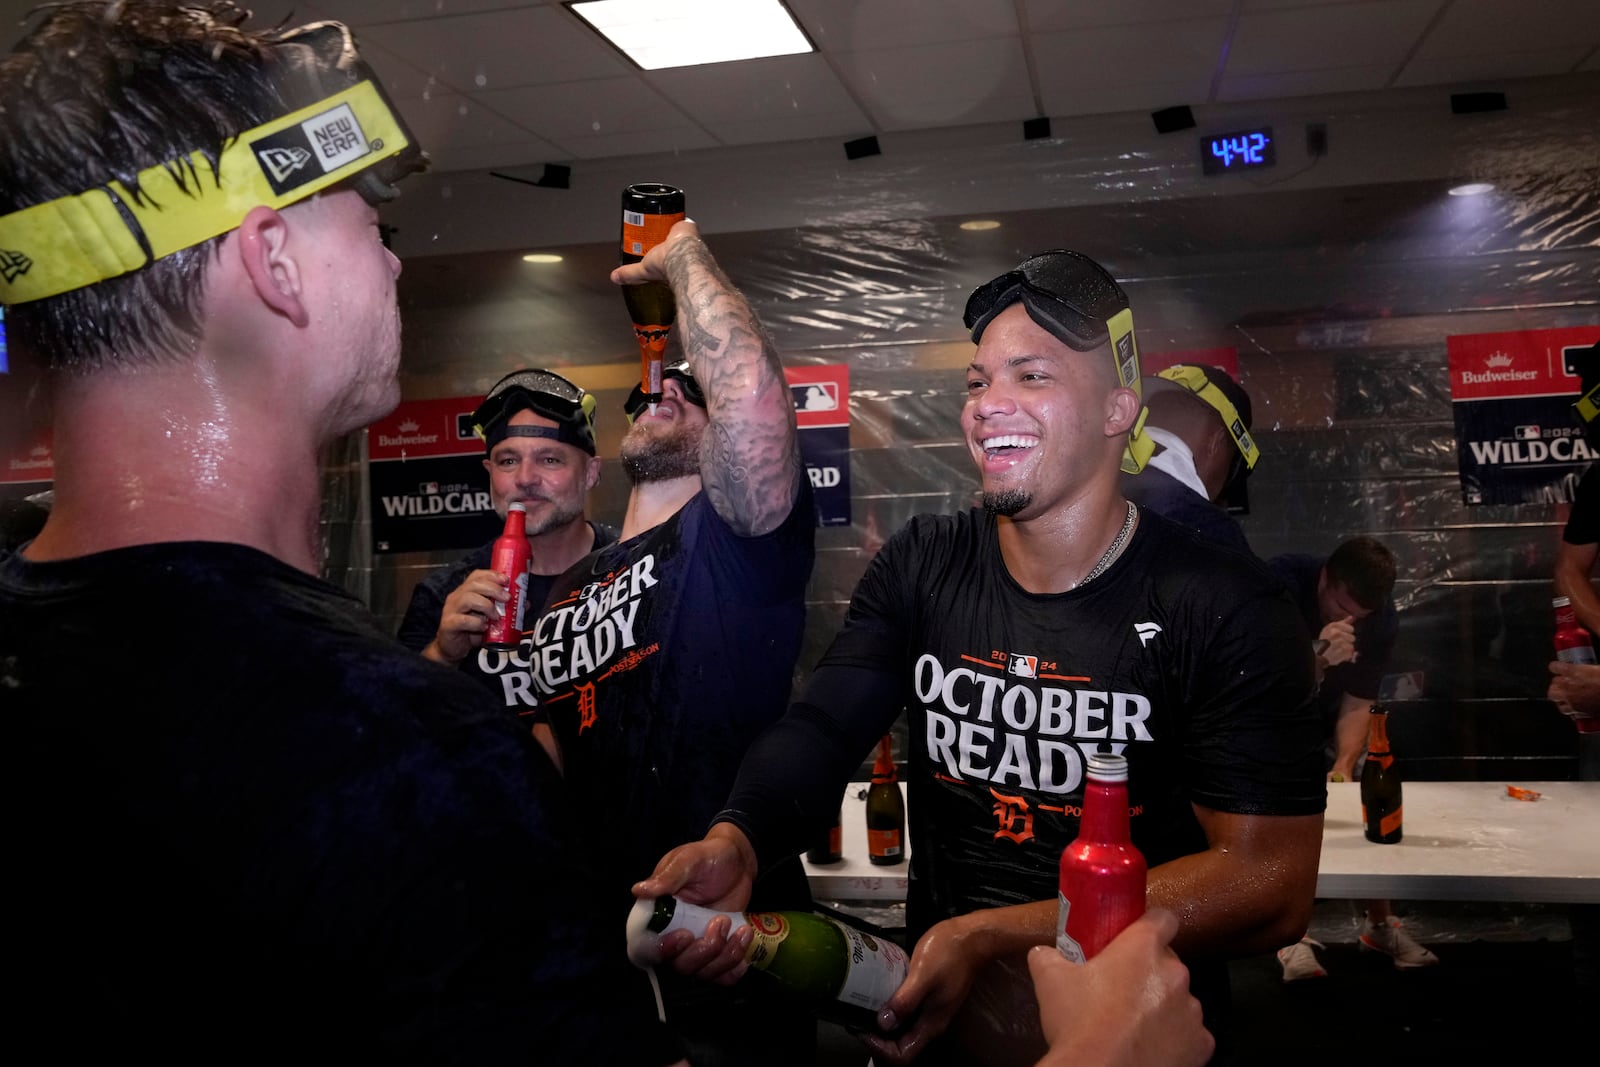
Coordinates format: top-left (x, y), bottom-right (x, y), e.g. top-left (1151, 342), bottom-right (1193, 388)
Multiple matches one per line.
top-left (258, 147), bottom-right (312, 184)
top-left (250, 101), bottom-right (373, 197)
top-left (0, 247), bottom-right (33, 283)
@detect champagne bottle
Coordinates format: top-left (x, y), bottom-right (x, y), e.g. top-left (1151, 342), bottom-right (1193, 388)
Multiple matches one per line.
top-left (865, 735), bottom-right (906, 866)
top-left (1056, 752), bottom-right (1146, 962)
top-left (482, 502), bottom-right (530, 650)
top-left (1360, 703), bottom-right (1403, 843)
top-left (1553, 596), bottom-right (1600, 733)
top-left (619, 183), bottom-right (685, 416)
top-left (626, 895), bottom-right (908, 1030)
top-left (805, 805), bottom-right (843, 865)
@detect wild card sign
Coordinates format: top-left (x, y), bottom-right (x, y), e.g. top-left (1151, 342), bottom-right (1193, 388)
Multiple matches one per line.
top-left (1448, 327), bottom-right (1598, 506)
top-left (367, 396), bottom-right (499, 554)
top-left (788, 364), bottom-right (852, 527)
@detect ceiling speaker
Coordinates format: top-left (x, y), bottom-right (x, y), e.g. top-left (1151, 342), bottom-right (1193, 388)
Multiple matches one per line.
top-left (844, 135), bottom-right (881, 160)
top-left (1150, 105), bottom-right (1196, 134)
top-left (1451, 91), bottom-right (1507, 114)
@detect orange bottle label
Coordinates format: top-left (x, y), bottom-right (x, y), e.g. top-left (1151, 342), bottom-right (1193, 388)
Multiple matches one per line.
top-left (621, 209), bottom-right (684, 258)
top-left (1379, 806), bottom-right (1402, 836)
top-left (868, 828), bottom-right (902, 858)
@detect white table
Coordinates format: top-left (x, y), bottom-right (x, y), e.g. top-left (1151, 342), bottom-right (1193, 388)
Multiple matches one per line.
top-left (1316, 780), bottom-right (1599, 903)
top-left (804, 780), bottom-right (1600, 905)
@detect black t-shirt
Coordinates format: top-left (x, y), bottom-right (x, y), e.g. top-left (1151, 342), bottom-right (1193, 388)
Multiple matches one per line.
top-left (534, 489), bottom-right (816, 908)
top-left (1565, 464), bottom-right (1599, 546)
top-left (395, 520), bottom-right (619, 693)
top-left (1269, 553), bottom-right (1398, 722)
top-left (1, 542), bottom-right (678, 1065)
top-left (1120, 465), bottom-right (1254, 556)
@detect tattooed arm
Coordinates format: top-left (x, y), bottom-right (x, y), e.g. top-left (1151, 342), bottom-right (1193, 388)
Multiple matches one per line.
top-left (611, 220), bottom-right (801, 537)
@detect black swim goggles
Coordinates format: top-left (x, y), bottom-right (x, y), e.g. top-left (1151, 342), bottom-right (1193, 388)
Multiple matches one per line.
top-left (963, 250), bottom-right (1131, 352)
top-left (624, 359), bottom-right (707, 424)
top-left (472, 368), bottom-right (597, 455)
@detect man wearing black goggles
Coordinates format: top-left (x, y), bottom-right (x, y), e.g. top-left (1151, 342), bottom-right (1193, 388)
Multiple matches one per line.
top-left (623, 359), bottom-right (706, 425)
top-left (399, 367), bottom-right (617, 681)
top-left (643, 249), bottom-right (1324, 1066)
top-left (521, 219), bottom-right (819, 1067)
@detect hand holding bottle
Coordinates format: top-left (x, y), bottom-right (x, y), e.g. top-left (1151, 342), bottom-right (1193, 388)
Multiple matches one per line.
top-left (424, 568), bottom-right (511, 665)
top-left (631, 821), bottom-right (760, 982)
top-left (1029, 910), bottom-right (1212, 1067)
top-left (609, 218), bottom-right (700, 288)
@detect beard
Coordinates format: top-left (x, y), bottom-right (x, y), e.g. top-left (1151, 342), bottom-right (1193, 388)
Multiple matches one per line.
top-left (523, 496), bottom-right (586, 538)
top-left (982, 488), bottom-right (1031, 517)
top-left (621, 419), bottom-right (702, 485)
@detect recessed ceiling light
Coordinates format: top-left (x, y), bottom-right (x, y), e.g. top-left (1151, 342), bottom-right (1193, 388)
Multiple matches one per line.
top-left (522, 253), bottom-right (564, 264)
top-left (566, 0), bottom-right (813, 70)
top-left (1448, 182), bottom-right (1495, 197)
top-left (959, 220), bottom-right (1001, 231)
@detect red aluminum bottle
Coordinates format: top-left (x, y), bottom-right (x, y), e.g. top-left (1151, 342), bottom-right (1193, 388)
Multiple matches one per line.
top-left (1552, 596), bottom-right (1600, 733)
top-left (1056, 752), bottom-right (1146, 963)
top-left (483, 503), bottom-right (531, 650)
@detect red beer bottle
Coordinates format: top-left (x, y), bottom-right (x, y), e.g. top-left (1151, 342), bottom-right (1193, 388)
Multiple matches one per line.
top-left (1056, 752), bottom-right (1146, 962)
top-left (482, 502), bottom-right (531, 650)
top-left (1552, 596), bottom-right (1600, 733)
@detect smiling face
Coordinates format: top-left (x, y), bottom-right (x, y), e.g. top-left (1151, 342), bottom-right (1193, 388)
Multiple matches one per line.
top-left (483, 408), bottom-right (600, 535)
top-left (960, 303), bottom-right (1137, 521)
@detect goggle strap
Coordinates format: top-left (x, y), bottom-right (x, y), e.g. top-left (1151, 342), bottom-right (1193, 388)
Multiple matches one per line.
top-left (1156, 365), bottom-right (1260, 470)
top-left (1577, 382), bottom-right (1600, 424)
top-left (0, 80), bottom-right (412, 304)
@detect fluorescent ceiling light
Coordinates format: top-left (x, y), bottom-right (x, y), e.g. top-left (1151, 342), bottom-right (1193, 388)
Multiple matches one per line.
top-left (1448, 182), bottom-right (1495, 197)
top-left (522, 253), bottom-right (564, 264)
top-left (567, 0), bottom-right (812, 71)
top-left (959, 220), bottom-right (1001, 232)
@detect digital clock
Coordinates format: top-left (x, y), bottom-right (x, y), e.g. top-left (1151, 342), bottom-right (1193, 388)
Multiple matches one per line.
top-left (1200, 127), bottom-right (1276, 175)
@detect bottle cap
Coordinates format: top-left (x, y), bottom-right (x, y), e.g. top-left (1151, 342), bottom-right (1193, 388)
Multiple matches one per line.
top-left (1554, 595), bottom-right (1572, 608)
top-left (1084, 752), bottom-right (1129, 782)
top-left (508, 502), bottom-right (527, 513)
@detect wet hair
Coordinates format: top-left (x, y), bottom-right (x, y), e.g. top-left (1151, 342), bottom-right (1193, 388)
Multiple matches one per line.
top-left (1325, 536), bottom-right (1397, 611)
top-left (0, 2), bottom-right (291, 372)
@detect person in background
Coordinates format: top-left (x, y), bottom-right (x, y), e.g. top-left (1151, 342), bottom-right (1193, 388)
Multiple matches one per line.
top-left (636, 249), bottom-right (1325, 1066)
top-left (396, 367), bottom-right (616, 696)
top-left (1270, 536), bottom-right (1438, 980)
top-left (0, 4), bottom-right (682, 1063)
top-left (1548, 341), bottom-right (1598, 993)
top-left (525, 220), bottom-right (818, 1066)
top-left (0, 491), bottom-right (51, 555)
top-left (1119, 362), bottom-right (1258, 554)
top-left (1028, 911), bottom-right (1214, 1067)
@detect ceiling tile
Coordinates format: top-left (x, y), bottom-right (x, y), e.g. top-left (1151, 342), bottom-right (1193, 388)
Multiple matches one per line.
top-left (309, 0), bottom-right (547, 26)
top-left (426, 139), bottom-right (570, 174)
top-left (1023, 0), bottom-right (1233, 31)
top-left (475, 77), bottom-right (700, 140)
top-left (552, 126), bottom-right (722, 160)
top-left (834, 38), bottom-right (1035, 130)
top-left (399, 90), bottom-right (544, 155)
top-left (1394, 49), bottom-right (1595, 88)
top-left (789, 0), bottom-right (1019, 50)
top-left (1227, 1), bottom-right (1442, 76)
top-left (1033, 18), bottom-right (1229, 107)
top-left (1218, 64), bottom-right (1396, 102)
top-left (359, 5), bottom-right (630, 95)
top-left (648, 54), bottom-right (865, 126)
top-left (1413, 0), bottom-right (1600, 58)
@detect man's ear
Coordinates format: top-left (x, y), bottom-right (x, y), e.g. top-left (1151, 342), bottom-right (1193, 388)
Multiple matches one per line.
top-left (584, 455), bottom-right (603, 492)
top-left (1106, 386), bottom-right (1142, 436)
top-left (235, 205), bottom-right (309, 328)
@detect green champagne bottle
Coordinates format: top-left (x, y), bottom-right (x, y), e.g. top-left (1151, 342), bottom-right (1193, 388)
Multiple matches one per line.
top-left (626, 894), bottom-right (908, 1029)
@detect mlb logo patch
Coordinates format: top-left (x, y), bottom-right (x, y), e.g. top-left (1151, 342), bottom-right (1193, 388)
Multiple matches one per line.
top-left (1007, 653), bottom-right (1038, 678)
top-left (791, 381), bottom-right (839, 412)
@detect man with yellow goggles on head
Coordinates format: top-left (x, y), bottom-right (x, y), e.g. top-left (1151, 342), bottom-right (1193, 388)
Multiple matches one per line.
top-left (0, 4), bottom-right (687, 1065)
top-left (1121, 361), bottom-right (1260, 554)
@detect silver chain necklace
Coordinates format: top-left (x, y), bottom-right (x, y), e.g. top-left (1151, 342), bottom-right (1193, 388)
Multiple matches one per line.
top-left (1077, 500), bottom-right (1138, 588)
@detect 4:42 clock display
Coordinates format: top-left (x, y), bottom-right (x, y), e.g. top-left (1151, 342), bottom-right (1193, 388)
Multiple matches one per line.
top-left (1200, 127), bottom-right (1276, 175)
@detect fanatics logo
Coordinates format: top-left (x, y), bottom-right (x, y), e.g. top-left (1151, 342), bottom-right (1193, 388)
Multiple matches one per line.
top-left (1135, 622), bottom-right (1162, 647)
